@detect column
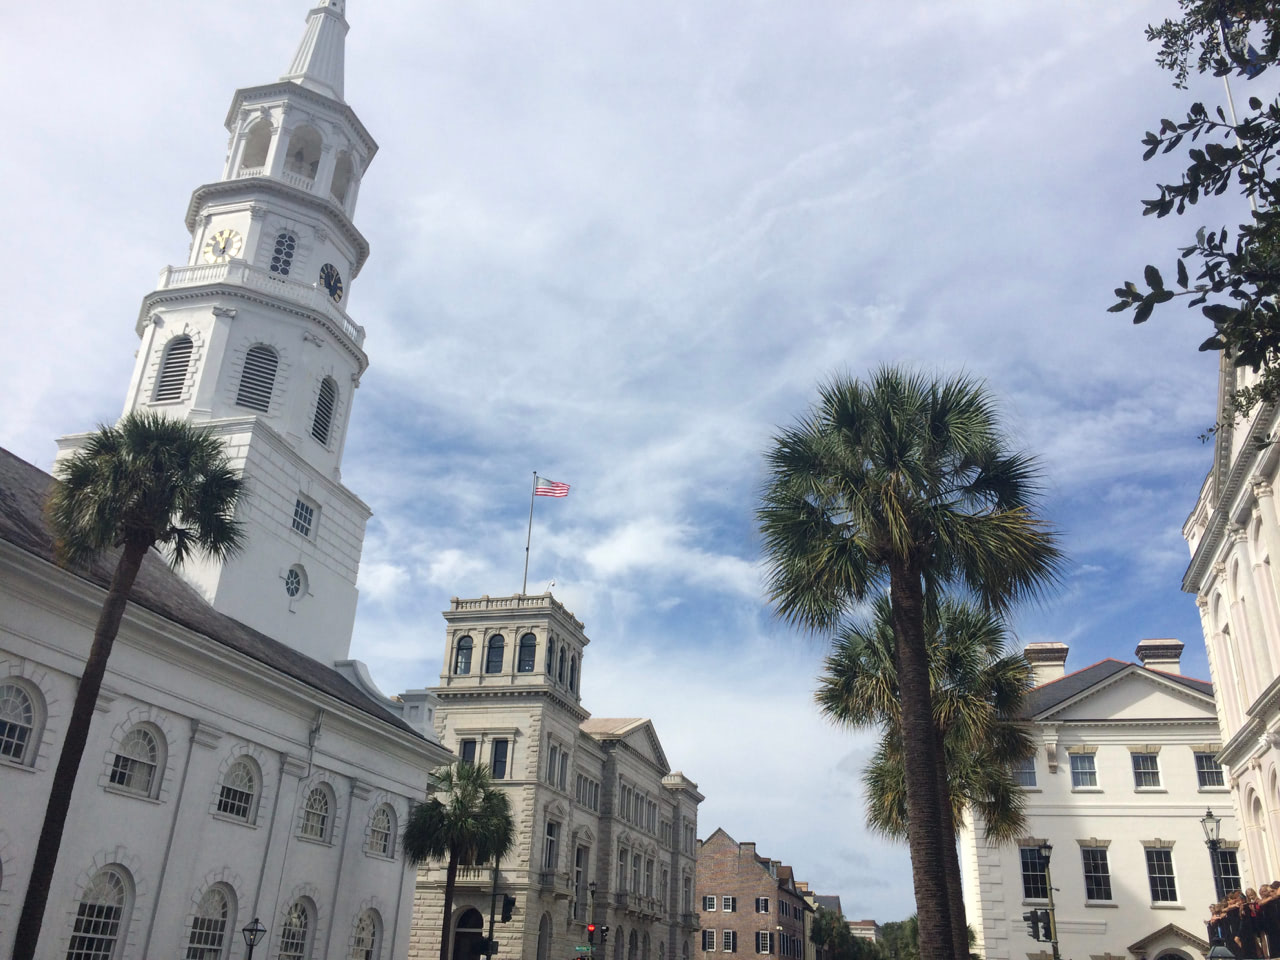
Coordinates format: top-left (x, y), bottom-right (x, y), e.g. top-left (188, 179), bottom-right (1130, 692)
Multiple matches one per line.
top-left (1251, 480), bottom-right (1280, 677)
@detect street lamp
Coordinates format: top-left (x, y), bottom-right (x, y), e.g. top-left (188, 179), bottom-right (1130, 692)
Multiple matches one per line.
top-left (1202, 808), bottom-right (1226, 900)
top-left (1037, 844), bottom-right (1062, 960)
top-left (242, 918), bottom-right (267, 960)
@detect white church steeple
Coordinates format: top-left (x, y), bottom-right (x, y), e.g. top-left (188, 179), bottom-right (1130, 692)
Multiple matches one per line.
top-left (59, 2), bottom-right (378, 665)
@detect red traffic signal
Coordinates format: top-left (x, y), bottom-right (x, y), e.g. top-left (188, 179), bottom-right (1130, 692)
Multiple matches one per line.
top-left (587, 924), bottom-right (596, 944)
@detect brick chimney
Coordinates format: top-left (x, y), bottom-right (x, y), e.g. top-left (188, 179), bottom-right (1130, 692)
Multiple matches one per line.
top-left (1136, 638), bottom-right (1183, 674)
top-left (1024, 642), bottom-right (1069, 686)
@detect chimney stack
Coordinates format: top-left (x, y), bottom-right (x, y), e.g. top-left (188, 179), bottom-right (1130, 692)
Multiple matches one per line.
top-left (1024, 642), bottom-right (1069, 686)
top-left (1136, 638), bottom-right (1183, 674)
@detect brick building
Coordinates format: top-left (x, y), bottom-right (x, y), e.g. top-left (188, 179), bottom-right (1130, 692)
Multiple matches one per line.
top-left (696, 828), bottom-right (811, 958)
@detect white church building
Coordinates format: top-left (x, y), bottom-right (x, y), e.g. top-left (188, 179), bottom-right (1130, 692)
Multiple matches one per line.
top-left (0, 3), bottom-right (452, 958)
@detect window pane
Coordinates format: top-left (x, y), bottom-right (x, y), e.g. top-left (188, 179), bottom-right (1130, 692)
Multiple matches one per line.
top-left (1197, 753), bottom-right (1226, 788)
top-left (1014, 756), bottom-right (1036, 787)
top-left (217, 759), bottom-right (256, 821)
top-left (486, 636), bottom-right (504, 674)
top-left (1081, 848), bottom-right (1112, 901)
top-left (0, 682), bottom-right (34, 762)
top-left (1217, 849), bottom-right (1242, 893)
top-left (67, 869), bottom-right (127, 960)
top-left (491, 739), bottom-right (509, 779)
top-left (1146, 848), bottom-right (1178, 902)
top-left (1019, 847), bottom-right (1048, 899)
top-left (1132, 753), bottom-right (1161, 788)
top-left (1070, 754), bottom-right (1097, 787)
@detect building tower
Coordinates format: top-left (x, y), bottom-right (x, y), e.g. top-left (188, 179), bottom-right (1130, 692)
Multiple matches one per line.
top-left (57, 0), bottom-right (376, 664)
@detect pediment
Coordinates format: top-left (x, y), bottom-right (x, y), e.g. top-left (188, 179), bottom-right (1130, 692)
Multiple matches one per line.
top-left (1127, 922), bottom-right (1209, 957)
top-left (620, 722), bottom-right (670, 773)
top-left (1038, 667), bottom-right (1215, 724)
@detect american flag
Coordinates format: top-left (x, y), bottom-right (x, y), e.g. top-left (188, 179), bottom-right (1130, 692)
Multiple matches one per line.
top-left (534, 476), bottom-right (570, 497)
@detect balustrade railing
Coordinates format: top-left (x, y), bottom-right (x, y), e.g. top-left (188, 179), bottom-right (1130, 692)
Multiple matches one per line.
top-left (280, 169), bottom-right (315, 190)
top-left (236, 166), bottom-right (265, 178)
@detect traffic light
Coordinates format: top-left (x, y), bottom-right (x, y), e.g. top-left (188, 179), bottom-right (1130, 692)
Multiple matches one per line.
top-left (600, 925), bottom-right (610, 947)
top-left (501, 895), bottom-right (517, 922)
top-left (588, 924), bottom-right (597, 944)
top-left (1022, 911), bottom-right (1042, 941)
top-left (1037, 910), bottom-right (1052, 941)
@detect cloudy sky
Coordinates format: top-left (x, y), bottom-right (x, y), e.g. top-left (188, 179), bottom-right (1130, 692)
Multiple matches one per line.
top-left (1, 0), bottom-right (1262, 922)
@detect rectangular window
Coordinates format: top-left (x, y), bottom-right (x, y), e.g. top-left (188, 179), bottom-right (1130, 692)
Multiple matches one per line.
top-left (1132, 753), bottom-right (1161, 788)
top-left (1217, 849), bottom-right (1242, 893)
top-left (1145, 848), bottom-right (1178, 902)
top-left (1197, 752), bottom-right (1226, 788)
top-left (633, 853), bottom-right (642, 892)
top-left (291, 497), bottom-right (315, 537)
top-left (547, 744), bottom-right (559, 785)
top-left (645, 859), bottom-right (654, 896)
top-left (559, 753), bottom-right (568, 790)
top-left (703, 930), bottom-right (717, 951)
top-left (618, 849), bottom-right (628, 890)
top-left (1019, 847), bottom-right (1048, 900)
top-left (1014, 756), bottom-right (1037, 788)
top-left (460, 739), bottom-right (476, 766)
top-left (1081, 847), bottom-right (1112, 901)
top-left (490, 738), bottom-right (508, 779)
top-left (1070, 753), bottom-right (1098, 788)
top-left (756, 897), bottom-right (770, 914)
top-left (723, 931), bottom-right (737, 953)
top-left (756, 932), bottom-right (773, 955)
top-left (544, 821), bottom-right (560, 871)
top-left (723, 896), bottom-right (736, 913)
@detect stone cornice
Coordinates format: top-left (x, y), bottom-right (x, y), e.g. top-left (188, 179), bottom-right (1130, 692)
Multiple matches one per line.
top-left (185, 177), bottom-right (371, 277)
top-left (436, 686), bottom-right (590, 724)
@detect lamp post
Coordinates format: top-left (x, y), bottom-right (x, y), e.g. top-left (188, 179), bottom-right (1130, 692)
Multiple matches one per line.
top-left (1202, 808), bottom-right (1226, 900)
top-left (1038, 843), bottom-right (1062, 960)
top-left (241, 918), bottom-right (267, 960)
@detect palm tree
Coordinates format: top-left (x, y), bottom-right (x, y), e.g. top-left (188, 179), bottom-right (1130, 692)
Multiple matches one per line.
top-left (817, 595), bottom-right (1035, 960)
top-left (13, 411), bottom-right (244, 960)
top-left (759, 367), bottom-right (1060, 960)
top-left (404, 762), bottom-right (516, 960)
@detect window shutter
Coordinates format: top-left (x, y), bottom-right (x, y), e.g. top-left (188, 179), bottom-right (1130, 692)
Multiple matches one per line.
top-left (236, 345), bottom-right (278, 413)
top-left (311, 377), bottom-right (338, 443)
top-left (154, 336), bottom-right (193, 401)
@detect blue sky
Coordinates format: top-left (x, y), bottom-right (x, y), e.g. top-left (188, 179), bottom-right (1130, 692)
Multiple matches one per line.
top-left (0, 0), bottom-right (1262, 922)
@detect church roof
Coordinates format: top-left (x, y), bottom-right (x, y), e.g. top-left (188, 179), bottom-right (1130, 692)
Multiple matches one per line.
top-left (1022, 658), bottom-right (1213, 718)
top-left (0, 446), bottom-right (422, 739)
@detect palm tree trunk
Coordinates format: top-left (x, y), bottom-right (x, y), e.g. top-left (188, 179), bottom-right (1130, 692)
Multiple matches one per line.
top-left (889, 561), bottom-right (955, 960)
top-left (13, 540), bottom-right (149, 960)
top-left (441, 852), bottom-right (460, 960)
top-left (935, 735), bottom-right (969, 960)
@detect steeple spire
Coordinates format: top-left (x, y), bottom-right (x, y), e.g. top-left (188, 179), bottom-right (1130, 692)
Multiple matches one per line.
top-left (281, 0), bottom-right (348, 102)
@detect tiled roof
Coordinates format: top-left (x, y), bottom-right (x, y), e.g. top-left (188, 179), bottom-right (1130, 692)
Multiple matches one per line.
top-left (0, 446), bottom-right (421, 738)
top-left (1023, 657), bottom-right (1213, 718)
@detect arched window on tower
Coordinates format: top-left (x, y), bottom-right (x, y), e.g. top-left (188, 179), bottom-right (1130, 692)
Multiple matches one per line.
top-left (569, 655), bottom-right (578, 692)
top-left (330, 152), bottom-right (354, 206)
top-left (454, 636), bottom-right (473, 675)
top-left (486, 635), bottom-right (505, 674)
top-left (518, 634), bottom-right (537, 673)
top-left (239, 119), bottom-right (272, 175)
top-left (283, 125), bottom-right (322, 181)
top-left (558, 649), bottom-right (566, 684)
top-left (154, 336), bottom-right (193, 402)
top-left (546, 639), bottom-right (555, 675)
top-left (311, 377), bottom-right (338, 445)
top-left (236, 345), bottom-right (278, 413)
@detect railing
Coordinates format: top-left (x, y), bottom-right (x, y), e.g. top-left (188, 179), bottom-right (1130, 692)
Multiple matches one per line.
top-left (536, 871), bottom-right (574, 896)
top-left (679, 912), bottom-right (699, 929)
top-left (236, 166), bottom-right (265, 178)
top-left (280, 168), bottom-right (315, 190)
top-left (157, 261), bottom-right (365, 348)
top-left (449, 593), bottom-right (584, 626)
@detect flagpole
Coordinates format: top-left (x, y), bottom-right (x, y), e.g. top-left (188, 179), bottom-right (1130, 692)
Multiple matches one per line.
top-left (522, 472), bottom-right (537, 595)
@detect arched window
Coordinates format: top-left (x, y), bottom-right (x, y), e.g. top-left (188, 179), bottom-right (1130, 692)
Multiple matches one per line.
top-left (546, 639), bottom-right (555, 674)
top-left (301, 785), bottom-right (333, 841)
top-left (569, 656), bottom-right (578, 692)
top-left (68, 866), bottom-right (131, 960)
top-left (351, 909), bottom-right (381, 960)
top-left (537, 914), bottom-right (551, 960)
top-left (486, 635), bottom-right (505, 674)
top-left (154, 336), bottom-right (193, 402)
top-left (312, 377), bottom-right (338, 445)
top-left (235, 345), bottom-right (278, 413)
top-left (109, 725), bottom-right (161, 797)
top-left (186, 884), bottom-right (234, 960)
top-left (558, 649), bottom-right (566, 683)
top-left (217, 757), bottom-right (259, 822)
top-left (278, 900), bottom-right (313, 960)
top-left (0, 680), bottom-right (40, 766)
top-left (629, 929), bottom-right (638, 960)
top-left (270, 232), bottom-right (297, 276)
top-left (284, 125), bottom-right (323, 180)
top-left (240, 119), bottom-right (272, 173)
top-left (518, 634), bottom-right (537, 673)
top-left (331, 152), bottom-right (355, 205)
top-left (368, 804), bottom-right (396, 858)
top-left (454, 636), bottom-right (473, 675)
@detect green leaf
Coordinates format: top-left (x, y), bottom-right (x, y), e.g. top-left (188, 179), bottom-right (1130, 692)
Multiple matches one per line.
top-left (1176, 258), bottom-right (1189, 288)
top-left (1107, 301), bottom-right (1131, 313)
top-left (1203, 303), bottom-right (1239, 325)
top-left (1133, 300), bottom-right (1155, 324)
top-left (1144, 265), bottom-right (1165, 291)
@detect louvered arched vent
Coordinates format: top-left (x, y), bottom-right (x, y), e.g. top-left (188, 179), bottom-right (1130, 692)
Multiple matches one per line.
top-left (153, 336), bottom-right (193, 402)
top-left (235, 345), bottom-right (278, 413)
top-left (311, 377), bottom-right (338, 444)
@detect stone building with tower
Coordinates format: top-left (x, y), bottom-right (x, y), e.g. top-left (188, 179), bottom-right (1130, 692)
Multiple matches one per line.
top-left (0, 3), bottom-right (453, 957)
top-left (1183, 356), bottom-right (1280, 886)
top-left (407, 593), bottom-right (704, 960)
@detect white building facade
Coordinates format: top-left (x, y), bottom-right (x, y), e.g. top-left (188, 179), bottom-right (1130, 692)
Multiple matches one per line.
top-left (407, 594), bottom-right (704, 960)
top-left (1184, 359), bottom-right (1280, 888)
top-left (0, 3), bottom-right (452, 958)
top-left (959, 640), bottom-right (1238, 960)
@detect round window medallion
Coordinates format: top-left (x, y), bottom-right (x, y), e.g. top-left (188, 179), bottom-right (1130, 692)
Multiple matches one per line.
top-left (285, 566), bottom-right (306, 598)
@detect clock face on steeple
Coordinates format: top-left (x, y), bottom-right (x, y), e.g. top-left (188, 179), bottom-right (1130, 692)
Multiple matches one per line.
top-left (319, 263), bottom-right (344, 303)
top-left (202, 229), bottom-right (242, 263)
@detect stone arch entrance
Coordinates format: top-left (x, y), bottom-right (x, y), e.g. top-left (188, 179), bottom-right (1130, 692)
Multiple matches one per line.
top-left (453, 907), bottom-right (485, 960)
top-left (537, 913), bottom-right (551, 960)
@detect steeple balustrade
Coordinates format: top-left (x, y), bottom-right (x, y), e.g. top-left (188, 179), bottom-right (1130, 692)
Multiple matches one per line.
top-left (279, 169), bottom-right (316, 191)
top-left (236, 166), bottom-right (265, 179)
top-left (157, 260), bottom-right (365, 346)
